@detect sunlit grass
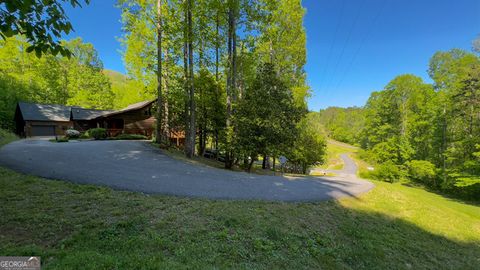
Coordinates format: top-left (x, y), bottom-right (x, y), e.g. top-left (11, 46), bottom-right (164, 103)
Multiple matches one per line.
top-left (0, 166), bottom-right (479, 269)
top-left (341, 179), bottom-right (480, 243)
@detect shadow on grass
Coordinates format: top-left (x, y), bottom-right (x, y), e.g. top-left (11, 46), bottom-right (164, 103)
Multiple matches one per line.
top-left (0, 167), bottom-right (479, 269)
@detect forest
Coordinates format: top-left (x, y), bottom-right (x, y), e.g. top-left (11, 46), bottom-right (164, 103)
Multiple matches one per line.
top-left (316, 42), bottom-right (480, 200)
top-left (0, 0), bottom-right (325, 173)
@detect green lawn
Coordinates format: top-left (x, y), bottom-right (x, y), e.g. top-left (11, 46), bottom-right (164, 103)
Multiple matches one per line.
top-left (1, 166), bottom-right (479, 269)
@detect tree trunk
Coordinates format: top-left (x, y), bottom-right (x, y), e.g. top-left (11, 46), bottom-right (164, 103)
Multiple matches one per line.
top-left (186, 0), bottom-right (196, 158)
top-left (163, 49), bottom-right (169, 145)
top-left (199, 39), bottom-right (206, 156)
top-left (262, 154), bottom-right (267, 169)
top-left (154, 0), bottom-right (164, 145)
top-left (214, 11), bottom-right (220, 153)
top-left (273, 156), bottom-right (276, 176)
top-left (247, 157), bottom-right (255, 173)
top-left (183, 0), bottom-right (189, 152)
top-left (225, 1), bottom-right (237, 169)
top-left (442, 105), bottom-right (447, 184)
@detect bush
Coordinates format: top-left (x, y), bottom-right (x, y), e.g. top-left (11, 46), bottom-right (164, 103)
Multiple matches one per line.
top-left (0, 128), bottom-right (18, 147)
top-left (367, 160), bottom-right (405, 183)
top-left (113, 134), bottom-right (148, 140)
top-left (442, 173), bottom-right (480, 201)
top-left (65, 129), bottom-right (80, 139)
top-left (87, 128), bottom-right (107, 140)
top-left (79, 133), bottom-right (91, 139)
top-left (407, 160), bottom-right (437, 185)
top-left (49, 137), bottom-right (69, 143)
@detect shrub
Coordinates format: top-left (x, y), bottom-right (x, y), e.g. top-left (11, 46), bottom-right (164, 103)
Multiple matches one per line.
top-left (79, 133), bottom-right (91, 139)
top-left (87, 128), bottom-right (107, 140)
top-left (49, 137), bottom-right (69, 143)
top-left (367, 160), bottom-right (405, 183)
top-left (0, 128), bottom-right (18, 147)
top-left (113, 134), bottom-right (148, 140)
top-left (442, 173), bottom-right (480, 200)
top-left (407, 160), bottom-right (437, 185)
top-left (65, 129), bottom-right (80, 139)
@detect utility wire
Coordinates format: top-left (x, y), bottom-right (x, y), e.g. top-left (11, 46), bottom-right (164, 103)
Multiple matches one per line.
top-left (318, 0), bottom-right (346, 91)
top-left (333, 0), bottom-right (389, 93)
top-left (323, 0), bottom-right (366, 97)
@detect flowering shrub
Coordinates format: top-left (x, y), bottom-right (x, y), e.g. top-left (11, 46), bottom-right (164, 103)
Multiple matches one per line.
top-left (65, 129), bottom-right (80, 139)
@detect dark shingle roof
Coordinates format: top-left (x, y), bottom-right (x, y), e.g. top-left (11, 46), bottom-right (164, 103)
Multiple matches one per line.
top-left (98, 100), bottom-right (155, 118)
top-left (17, 100), bottom-right (155, 122)
top-left (18, 102), bottom-right (71, 121)
top-left (71, 107), bottom-right (114, 120)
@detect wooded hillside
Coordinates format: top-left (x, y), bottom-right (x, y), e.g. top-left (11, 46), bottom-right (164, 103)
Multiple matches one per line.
top-left (318, 45), bottom-right (480, 200)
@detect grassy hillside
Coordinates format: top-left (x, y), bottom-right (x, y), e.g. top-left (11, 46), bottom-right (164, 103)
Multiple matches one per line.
top-left (0, 166), bottom-right (478, 269)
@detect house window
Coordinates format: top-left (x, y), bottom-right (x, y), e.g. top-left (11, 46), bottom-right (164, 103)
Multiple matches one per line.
top-left (145, 108), bottom-right (151, 116)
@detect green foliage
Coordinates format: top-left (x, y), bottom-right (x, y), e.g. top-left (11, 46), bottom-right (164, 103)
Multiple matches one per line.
top-left (79, 133), bottom-right (91, 139)
top-left (0, 0), bottom-right (89, 57)
top-left (361, 74), bottom-right (436, 157)
top-left (314, 107), bottom-right (364, 145)
top-left (352, 48), bottom-right (480, 199)
top-left (0, 128), bottom-right (18, 147)
top-left (235, 63), bottom-right (302, 170)
top-left (87, 128), bottom-right (107, 140)
top-left (50, 137), bottom-right (69, 143)
top-left (118, 0), bottom-right (309, 162)
top-left (0, 37), bottom-right (114, 130)
top-left (112, 134), bottom-right (148, 140)
top-left (103, 69), bottom-right (150, 110)
top-left (288, 113), bottom-right (327, 174)
top-left (407, 160), bottom-right (437, 185)
top-left (442, 173), bottom-right (480, 200)
top-left (366, 161), bottom-right (406, 183)
top-left (369, 137), bottom-right (414, 165)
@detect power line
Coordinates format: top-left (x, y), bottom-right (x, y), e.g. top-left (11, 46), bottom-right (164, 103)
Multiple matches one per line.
top-left (318, 0), bottom-right (346, 91)
top-left (323, 0), bottom-right (366, 97)
top-left (333, 0), bottom-right (389, 93)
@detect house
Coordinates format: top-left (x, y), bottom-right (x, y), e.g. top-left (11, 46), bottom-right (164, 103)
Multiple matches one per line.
top-left (14, 100), bottom-right (158, 138)
top-left (93, 100), bottom-right (156, 137)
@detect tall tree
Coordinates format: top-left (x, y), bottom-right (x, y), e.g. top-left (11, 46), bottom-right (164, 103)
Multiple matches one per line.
top-left (224, 0), bottom-right (239, 168)
top-left (154, 0), bottom-right (165, 144)
top-left (185, 0), bottom-right (196, 158)
top-left (235, 63), bottom-right (302, 172)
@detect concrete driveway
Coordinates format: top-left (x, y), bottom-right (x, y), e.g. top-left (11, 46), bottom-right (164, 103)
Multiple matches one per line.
top-left (0, 140), bottom-right (374, 202)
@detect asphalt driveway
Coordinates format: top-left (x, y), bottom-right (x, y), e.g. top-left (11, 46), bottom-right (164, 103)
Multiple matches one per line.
top-left (0, 140), bottom-right (374, 202)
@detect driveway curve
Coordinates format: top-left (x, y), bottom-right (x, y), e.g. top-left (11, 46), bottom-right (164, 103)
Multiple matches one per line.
top-left (0, 140), bottom-right (374, 202)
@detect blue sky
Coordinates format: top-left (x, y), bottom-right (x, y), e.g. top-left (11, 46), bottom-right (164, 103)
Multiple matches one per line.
top-left (65, 0), bottom-right (480, 111)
